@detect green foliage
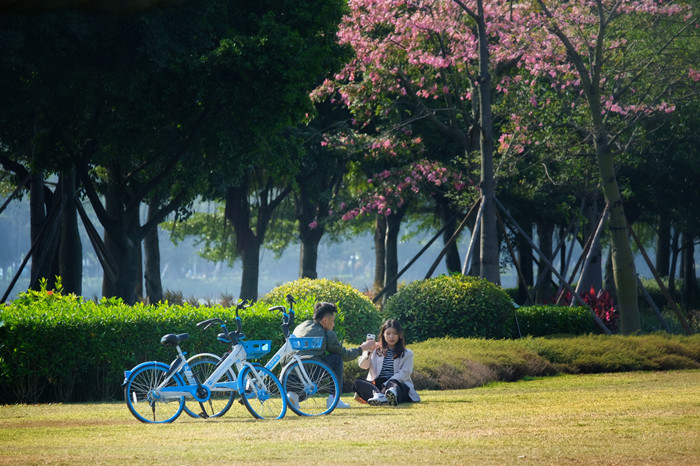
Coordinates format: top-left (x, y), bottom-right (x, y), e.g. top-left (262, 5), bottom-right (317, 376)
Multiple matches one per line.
top-left (0, 283), bottom-right (311, 404)
top-left (383, 274), bottom-right (516, 342)
top-left (259, 278), bottom-right (382, 343)
top-left (514, 305), bottom-right (600, 337)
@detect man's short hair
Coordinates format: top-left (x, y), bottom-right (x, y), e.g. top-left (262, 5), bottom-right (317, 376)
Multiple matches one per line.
top-left (313, 302), bottom-right (338, 322)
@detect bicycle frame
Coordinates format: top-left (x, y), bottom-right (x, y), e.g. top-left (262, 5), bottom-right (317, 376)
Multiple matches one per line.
top-left (123, 338), bottom-right (260, 403)
top-left (264, 296), bottom-right (322, 392)
top-left (124, 303), bottom-right (271, 404)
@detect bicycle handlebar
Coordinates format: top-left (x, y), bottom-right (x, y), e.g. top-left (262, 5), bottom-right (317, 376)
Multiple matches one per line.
top-left (196, 300), bottom-right (251, 344)
top-left (196, 318), bottom-right (223, 331)
top-left (268, 295), bottom-right (297, 339)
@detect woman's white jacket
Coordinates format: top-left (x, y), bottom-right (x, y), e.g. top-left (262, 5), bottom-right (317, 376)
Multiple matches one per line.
top-left (358, 348), bottom-right (421, 402)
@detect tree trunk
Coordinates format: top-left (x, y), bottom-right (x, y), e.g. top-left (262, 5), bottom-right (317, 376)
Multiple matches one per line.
top-left (668, 228), bottom-right (680, 296)
top-left (239, 238), bottom-right (262, 302)
top-left (468, 222), bottom-right (481, 277)
top-left (604, 248), bottom-right (615, 298)
top-left (535, 221), bottom-right (553, 301)
top-left (517, 220), bottom-right (533, 304)
top-left (438, 196), bottom-right (461, 273)
top-left (225, 183), bottom-right (257, 301)
top-left (29, 172), bottom-right (50, 290)
top-left (579, 197), bottom-right (603, 293)
top-left (58, 168), bottom-right (82, 295)
top-left (681, 232), bottom-right (696, 311)
top-left (224, 178), bottom-right (290, 302)
top-left (299, 229), bottom-right (322, 279)
top-left (655, 213), bottom-right (671, 277)
top-left (591, 113), bottom-right (640, 333)
top-left (144, 197), bottom-right (163, 304)
top-left (373, 214), bottom-right (386, 294)
top-left (296, 195), bottom-right (325, 279)
top-left (101, 176), bottom-right (141, 305)
top-left (383, 204), bottom-right (408, 303)
top-left (475, 0), bottom-right (499, 284)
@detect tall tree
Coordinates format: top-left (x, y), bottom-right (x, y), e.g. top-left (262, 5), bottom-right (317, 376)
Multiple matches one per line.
top-left (522, 0), bottom-right (697, 333)
top-left (1, 0), bottom-right (349, 303)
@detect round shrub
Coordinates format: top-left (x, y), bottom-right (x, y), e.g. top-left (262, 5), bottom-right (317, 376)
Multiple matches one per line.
top-left (383, 274), bottom-right (515, 342)
top-left (259, 278), bottom-right (382, 343)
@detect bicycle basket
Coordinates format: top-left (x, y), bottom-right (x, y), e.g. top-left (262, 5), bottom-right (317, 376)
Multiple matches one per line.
top-left (243, 340), bottom-right (272, 360)
top-left (289, 336), bottom-right (323, 350)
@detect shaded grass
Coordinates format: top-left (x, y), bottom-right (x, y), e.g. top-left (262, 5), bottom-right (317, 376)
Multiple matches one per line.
top-left (1, 371), bottom-right (698, 464)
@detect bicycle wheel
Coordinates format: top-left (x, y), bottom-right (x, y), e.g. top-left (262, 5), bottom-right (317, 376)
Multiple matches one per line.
top-left (182, 357), bottom-right (236, 419)
top-left (238, 365), bottom-right (287, 420)
top-left (282, 359), bottom-right (340, 416)
top-left (124, 362), bottom-right (185, 424)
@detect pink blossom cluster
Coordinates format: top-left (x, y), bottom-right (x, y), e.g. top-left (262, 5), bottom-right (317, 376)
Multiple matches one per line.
top-left (313, 0), bottom-right (694, 224)
top-left (318, 0), bottom-right (540, 127)
top-left (341, 160), bottom-right (472, 220)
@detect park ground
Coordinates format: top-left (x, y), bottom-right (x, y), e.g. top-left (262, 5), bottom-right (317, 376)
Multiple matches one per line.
top-left (1, 370), bottom-right (698, 464)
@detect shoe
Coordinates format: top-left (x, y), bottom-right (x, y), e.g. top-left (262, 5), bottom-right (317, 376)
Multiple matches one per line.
top-left (385, 387), bottom-right (398, 406)
top-left (328, 395), bottom-right (351, 409)
top-left (354, 393), bottom-right (368, 404)
top-left (287, 392), bottom-right (300, 409)
top-left (367, 392), bottom-right (388, 406)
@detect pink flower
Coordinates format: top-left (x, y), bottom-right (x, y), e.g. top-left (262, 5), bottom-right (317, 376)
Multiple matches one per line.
top-left (308, 221), bottom-right (318, 229)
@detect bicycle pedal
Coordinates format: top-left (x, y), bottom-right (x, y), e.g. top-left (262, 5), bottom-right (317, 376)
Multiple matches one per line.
top-left (198, 411), bottom-right (209, 419)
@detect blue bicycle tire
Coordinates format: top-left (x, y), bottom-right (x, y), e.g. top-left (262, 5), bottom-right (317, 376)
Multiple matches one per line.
top-left (182, 357), bottom-right (236, 419)
top-left (124, 362), bottom-right (185, 424)
top-left (282, 359), bottom-right (340, 416)
top-left (238, 365), bottom-right (287, 420)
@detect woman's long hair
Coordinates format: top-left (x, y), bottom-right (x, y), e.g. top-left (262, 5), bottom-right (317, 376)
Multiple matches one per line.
top-left (378, 319), bottom-right (406, 359)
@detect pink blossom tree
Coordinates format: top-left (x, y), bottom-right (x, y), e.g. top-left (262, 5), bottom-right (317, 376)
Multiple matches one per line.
top-left (510, 0), bottom-right (697, 333)
top-left (322, 0), bottom-right (695, 332)
top-left (318, 0), bottom-right (536, 284)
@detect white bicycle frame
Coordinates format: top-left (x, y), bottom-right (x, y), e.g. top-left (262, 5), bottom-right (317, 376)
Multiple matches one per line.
top-left (151, 341), bottom-right (267, 401)
top-left (263, 336), bottom-right (320, 388)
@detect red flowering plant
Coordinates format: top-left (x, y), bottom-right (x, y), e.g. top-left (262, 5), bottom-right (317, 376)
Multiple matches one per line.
top-left (558, 286), bottom-right (619, 333)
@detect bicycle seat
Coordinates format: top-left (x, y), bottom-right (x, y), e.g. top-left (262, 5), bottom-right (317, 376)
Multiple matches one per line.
top-left (160, 333), bottom-right (190, 346)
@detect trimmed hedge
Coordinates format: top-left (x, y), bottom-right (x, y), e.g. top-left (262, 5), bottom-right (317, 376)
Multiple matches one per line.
top-left (383, 274), bottom-right (516, 343)
top-left (259, 278), bottom-right (382, 343)
top-left (514, 305), bottom-right (601, 337)
top-left (0, 285), bottom-right (317, 404)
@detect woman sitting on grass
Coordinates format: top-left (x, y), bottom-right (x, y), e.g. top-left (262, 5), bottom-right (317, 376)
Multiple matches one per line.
top-left (353, 319), bottom-right (421, 406)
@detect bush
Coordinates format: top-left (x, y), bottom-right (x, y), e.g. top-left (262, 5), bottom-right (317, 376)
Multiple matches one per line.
top-left (259, 278), bottom-right (382, 343)
top-left (0, 282), bottom-right (309, 404)
top-left (514, 305), bottom-right (601, 337)
top-left (383, 274), bottom-right (516, 343)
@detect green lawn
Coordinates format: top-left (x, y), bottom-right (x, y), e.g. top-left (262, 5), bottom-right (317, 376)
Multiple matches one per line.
top-left (1, 370), bottom-right (698, 464)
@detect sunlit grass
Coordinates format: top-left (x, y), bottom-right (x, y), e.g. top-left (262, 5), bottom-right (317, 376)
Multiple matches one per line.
top-left (1, 370), bottom-right (698, 464)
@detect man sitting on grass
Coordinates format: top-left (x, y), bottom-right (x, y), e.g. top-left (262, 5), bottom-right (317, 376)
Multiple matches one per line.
top-left (292, 302), bottom-right (376, 408)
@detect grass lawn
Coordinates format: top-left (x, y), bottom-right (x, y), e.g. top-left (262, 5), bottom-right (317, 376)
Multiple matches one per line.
top-left (1, 370), bottom-right (698, 465)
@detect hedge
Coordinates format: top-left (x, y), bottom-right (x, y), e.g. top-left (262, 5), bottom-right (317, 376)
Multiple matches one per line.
top-left (514, 305), bottom-right (601, 337)
top-left (0, 285), bottom-right (316, 404)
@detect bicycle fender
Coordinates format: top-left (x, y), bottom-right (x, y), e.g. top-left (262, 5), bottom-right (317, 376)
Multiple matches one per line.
top-left (122, 361), bottom-right (170, 386)
top-left (186, 353), bottom-right (221, 363)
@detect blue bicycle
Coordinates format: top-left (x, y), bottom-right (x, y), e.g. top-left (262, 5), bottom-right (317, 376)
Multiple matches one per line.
top-left (123, 301), bottom-right (287, 423)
